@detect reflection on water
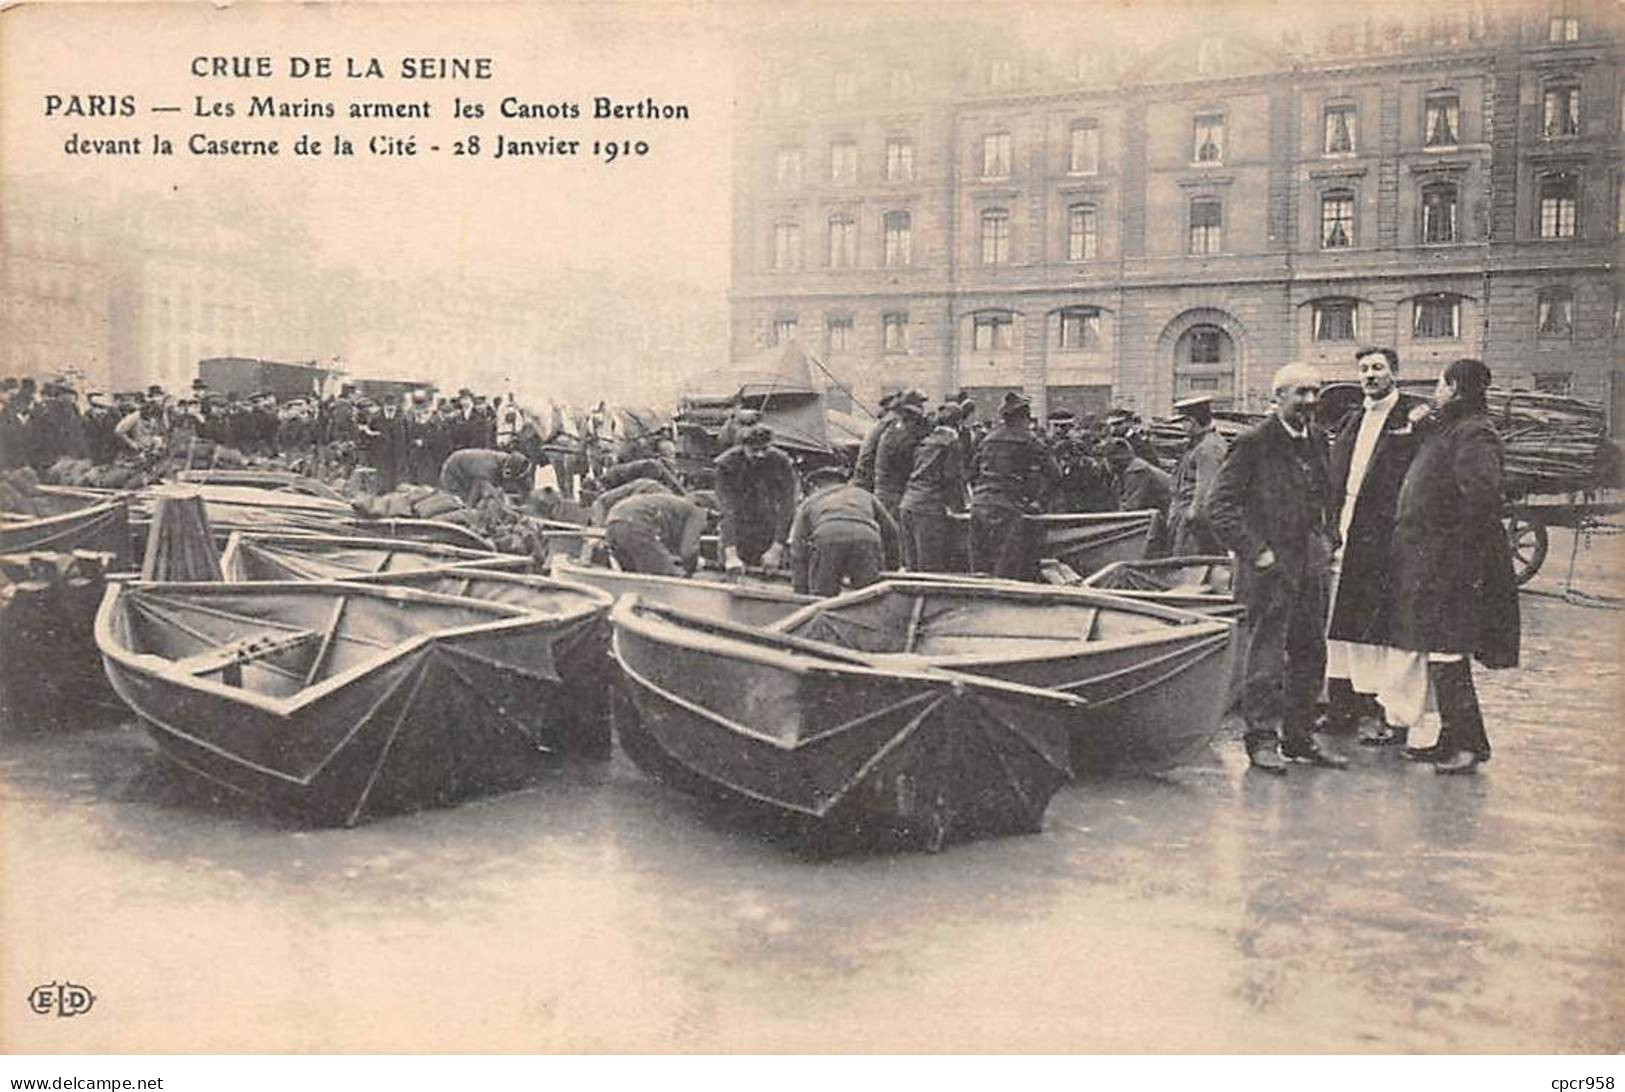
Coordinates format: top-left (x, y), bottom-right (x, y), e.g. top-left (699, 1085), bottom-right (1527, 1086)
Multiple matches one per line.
top-left (2, 552), bottom-right (1621, 1053)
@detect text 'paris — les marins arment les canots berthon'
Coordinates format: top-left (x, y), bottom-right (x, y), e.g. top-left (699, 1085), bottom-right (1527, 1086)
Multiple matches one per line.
top-left (41, 54), bottom-right (691, 162)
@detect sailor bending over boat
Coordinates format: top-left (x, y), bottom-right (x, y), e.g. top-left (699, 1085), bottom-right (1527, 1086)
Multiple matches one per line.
top-left (716, 425), bottom-right (798, 573)
top-left (603, 492), bottom-right (709, 577)
top-left (439, 448), bottom-right (533, 505)
top-left (788, 466), bottom-right (901, 596)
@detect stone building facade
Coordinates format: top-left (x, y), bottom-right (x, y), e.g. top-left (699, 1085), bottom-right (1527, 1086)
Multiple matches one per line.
top-left (730, 1), bottom-right (1621, 426)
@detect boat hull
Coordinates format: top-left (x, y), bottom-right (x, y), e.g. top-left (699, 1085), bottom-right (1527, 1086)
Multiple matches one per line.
top-left (774, 578), bottom-right (1235, 775)
top-left (97, 580), bottom-right (607, 825)
top-left (610, 598), bottom-right (1075, 851)
top-left (1, 490), bottom-right (132, 566)
top-left (552, 556), bottom-right (815, 627)
top-left (221, 532), bottom-right (526, 583)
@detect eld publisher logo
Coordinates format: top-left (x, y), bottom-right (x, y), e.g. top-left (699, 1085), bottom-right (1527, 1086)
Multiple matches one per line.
top-left (27, 981), bottom-right (96, 1018)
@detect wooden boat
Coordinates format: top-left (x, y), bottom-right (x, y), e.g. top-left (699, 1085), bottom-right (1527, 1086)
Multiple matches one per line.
top-left (609, 595), bottom-right (1080, 850)
top-left (221, 532), bottom-right (526, 583)
top-left (1026, 509), bottom-right (1158, 575)
top-left (175, 469), bottom-right (347, 502)
top-left (131, 484), bottom-right (496, 551)
top-left (550, 556), bottom-right (815, 627)
top-left (97, 579), bottom-right (611, 825)
top-left (1080, 556), bottom-right (1240, 617)
top-left (771, 577), bottom-right (1235, 774)
top-left (1, 486), bottom-right (132, 565)
top-left (945, 509), bottom-right (1157, 576)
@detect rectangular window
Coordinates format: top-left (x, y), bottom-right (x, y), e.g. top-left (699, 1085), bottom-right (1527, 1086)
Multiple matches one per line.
top-left (833, 70), bottom-right (858, 104)
top-left (772, 222), bottom-right (801, 270)
top-left (1059, 309), bottom-right (1100, 350)
top-left (882, 212), bottom-right (912, 266)
top-left (826, 316), bottom-right (854, 352)
top-left (830, 141), bottom-right (858, 184)
top-left (882, 312), bottom-right (909, 352)
top-left (1187, 376), bottom-right (1221, 392)
top-left (989, 59), bottom-right (1015, 90)
top-left (885, 138), bottom-right (914, 182)
top-left (1321, 192), bottom-right (1355, 248)
top-left (1549, 14), bottom-right (1579, 42)
top-left (772, 317), bottom-right (798, 344)
top-left (1537, 292), bottom-right (1575, 337)
top-left (1189, 328), bottom-right (1223, 364)
top-left (981, 132), bottom-right (1012, 178)
top-left (1324, 105), bottom-right (1357, 154)
top-left (980, 209), bottom-right (1010, 264)
top-left (1068, 122), bottom-right (1099, 174)
top-left (973, 313), bottom-right (1014, 351)
top-left (889, 67), bottom-right (914, 100)
top-left (1421, 185), bottom-right (1459, 243)
top-left (1312, 300), bottom-right (1357, 341)
top-left (1067, 204), bottom-right (1098, 261)
top-left (1543, 84), bottom-right (1581, 138)
top-left (1425, 93), bottom-right (1460, 146)
top-left (774, 148), bottom-right (802, 188)
top-left (1539, 174), bottom-right (1579, 238)
top-left (1189, 197), bottom-right (1223, 254)
top-left (827, 217), bottom-right (856, 268)
top-left (1193, 113), bottom-right (1224, 163)
top-left (1413, 296), bottom-right (1460, 339)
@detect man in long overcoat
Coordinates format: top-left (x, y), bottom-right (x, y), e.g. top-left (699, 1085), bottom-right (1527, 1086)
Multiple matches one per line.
top-left (1389, 357), bottom-right (1519, 774)
top-left (969, 392), bottom-right (1057, 580)
top-left (1208, 363), bottom-right (1347, 773)
top-left (1323, 346), bottom-right (1429, 744)
top-left (1168, 395), bottom-right (1227, 554)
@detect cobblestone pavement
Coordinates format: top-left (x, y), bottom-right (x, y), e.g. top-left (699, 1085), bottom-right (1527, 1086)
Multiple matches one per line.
top-left (2, 529), bottom-right (1620, 1053)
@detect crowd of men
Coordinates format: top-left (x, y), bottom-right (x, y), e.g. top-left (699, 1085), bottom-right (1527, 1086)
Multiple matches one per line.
top-left (600, 350), bottom-right (1520, 781)
top-left (0, 377), bottom-right (521, 486)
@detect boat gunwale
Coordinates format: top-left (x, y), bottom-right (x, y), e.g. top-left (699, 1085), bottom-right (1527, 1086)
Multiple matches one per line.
top-left (220, 531), bottom-right (528, 579)
top-left (609, 594), bottom-right (1089, 708)
top-left (96, 577), bottom-right (569, 719)
top-left (766, 577), bottom-right (1232, 670)
top-left (0, 492), bottom-right (129, 536)
top-left (552, 556), bottom-right (815, 607)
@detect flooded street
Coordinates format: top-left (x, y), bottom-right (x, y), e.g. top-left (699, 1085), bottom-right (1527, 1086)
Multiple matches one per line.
top-left (3, 531), bottom-right (1621, 1054)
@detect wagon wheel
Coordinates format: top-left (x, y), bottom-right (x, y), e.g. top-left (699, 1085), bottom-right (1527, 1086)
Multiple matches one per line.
top-left (1502, 511), bottom-right (1548, 586)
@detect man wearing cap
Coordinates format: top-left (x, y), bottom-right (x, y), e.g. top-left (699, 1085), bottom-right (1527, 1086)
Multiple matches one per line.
top-left (84, 393), bottom-right (120, 464)
top-left (873, 388), bottom-right (932, 530)
top-left (852, 394), bottom-right (897, 492)
top-left (715, 425), bottom-right (798, 572)
top-left (899, 401), bottom-right (969, 572)
top-left (439, 447), bottom-right (533, 505)
top-left (603, 490), bottom-right (709, 576)
top-left (1324, 345), bottom-right (1430, 745)
top-left (969, 391), bottom-right (1058, 579)
top-left (1208, 362), bottom-right (1346, 773)
top-left (789, 466), bottom-right (901, 596)
top-left (1168, 395), bottom-right (1228, 555)
top-left (717, 406), bottom-right (763, 453)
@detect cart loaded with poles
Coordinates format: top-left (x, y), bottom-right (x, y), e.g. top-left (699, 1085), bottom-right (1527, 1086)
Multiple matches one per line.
top-left (1491, 389), bottom-right (1622, 589)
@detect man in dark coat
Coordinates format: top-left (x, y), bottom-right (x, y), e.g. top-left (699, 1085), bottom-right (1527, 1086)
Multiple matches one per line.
top-left (603, 491), bottom-right (708, 576)
top-left (1103, 437), bottom-right (1173, 554)
top-left (969, 392), bottom-right (1057, 580)
top-left (439, 447), bottom-right (532, 504)
top-left (872, 388), bottom-right (931, 537)
top-left (715, 425), bottom-right (798, 571)
top-left (788, 466), bottom-right (901, 596)
top-left (362, 398), bottom-right (410, 492)
top-left (1208, 363), bottom-right (1347, 773)
top-left (1323, 346), bottom-right (1430, 744)
top-left (1389, 358), bottom-right (1519, 775)
top-left (851, 394), bottom-right (897, 492)
top-left (1168, 395), bottom-right (1228, 554)
top-left (899, 401), bottom-right (968, 572)
top-left (0, 382), bottom-right (36, 470)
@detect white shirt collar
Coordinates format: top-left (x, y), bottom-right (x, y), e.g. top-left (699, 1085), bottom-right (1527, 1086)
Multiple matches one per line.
top-left (1364, 387), bottom-right (1400, 414)
top-left (1278, 417), bottom-right (1308, 441)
